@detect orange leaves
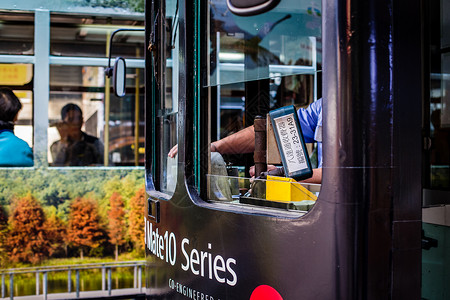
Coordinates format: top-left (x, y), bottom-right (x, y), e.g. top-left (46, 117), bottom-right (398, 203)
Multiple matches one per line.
top-left (6, 194), bottom-right (52, 264)
top-left (1, 185), bottom-right (146, 264)
top-left (128, 187), bottom-right (145, 252)
top-left (67, 197), bottom-right (105, 252)
top-left (107, 192), bottom-right (127, 260)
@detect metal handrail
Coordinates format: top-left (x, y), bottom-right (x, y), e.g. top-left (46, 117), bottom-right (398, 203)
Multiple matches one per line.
top-left (0, 261), bottom-right (146, 299)
top-left (0, 260), bottom-right (145, 274)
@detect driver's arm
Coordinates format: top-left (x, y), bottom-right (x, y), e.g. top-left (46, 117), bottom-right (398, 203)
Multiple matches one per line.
top-left (212, 125), bottom-right (255, 154)
top-left (168, 125), bottom-right (256, 158)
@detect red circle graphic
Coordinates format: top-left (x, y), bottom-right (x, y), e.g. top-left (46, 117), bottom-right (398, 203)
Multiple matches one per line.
top-left (250, 285), bottom-right (283, 300)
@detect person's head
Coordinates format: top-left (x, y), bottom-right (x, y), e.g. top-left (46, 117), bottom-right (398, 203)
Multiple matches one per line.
top-left (0, 88), bottom-right (22, 122)
top-left (61, 103), bottom-right (83, 128)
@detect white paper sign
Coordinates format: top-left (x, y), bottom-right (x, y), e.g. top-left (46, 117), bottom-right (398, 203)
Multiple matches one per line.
top-left (273, 113), bottom-right (308, 175)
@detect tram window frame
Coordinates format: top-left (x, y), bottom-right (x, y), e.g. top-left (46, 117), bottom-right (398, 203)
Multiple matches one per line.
top-left (0, 12), bottom-right (34, 56)
top-left (145, 0), bottom-right (181, 199)
top-left (49, 14), bottom-right (145, 59)
top-left (0, 12), bottom-right (35, 168)
top-left (0, 10), bottom-right (145, 170)
top-left (47, 65), bottom-right (145, 168)
top-left (422, 0), bottom-right (450, 206)
top-left (194, 0), bottom-right (323, 215)
top-left (46, 13), bottom-right (146, 168)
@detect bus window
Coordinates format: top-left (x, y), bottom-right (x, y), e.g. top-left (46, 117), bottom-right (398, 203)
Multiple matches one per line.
top-left (422, 1), bottom-right (450, 298)
top-left (0, 84), bottom-right (33, 168)
top-left (50, 15), bottom-right (144, 59)
top-left (423, 0), bottom-right (450, 199)
top-left (0, 12), bottom-right (34, 56)
top-left (202, 0), bottom-right (322, 211)
top-left (10, 89), bottom-right (33, 157)
top-left (48, 65), bottom-right (145, 167)
top-left (46, 15), bottom-right (145, 167)
top-left (151, 0), bottom-right (180, 196)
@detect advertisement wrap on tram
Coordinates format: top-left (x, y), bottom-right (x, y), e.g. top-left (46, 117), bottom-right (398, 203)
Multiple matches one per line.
top-left (112, 0), bottom-right (448, 298)
top-left (4, 0), bottom-right (449, 298)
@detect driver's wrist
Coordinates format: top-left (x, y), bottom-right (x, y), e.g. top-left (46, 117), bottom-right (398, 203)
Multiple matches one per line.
top-left (211, 143), bottom-right (218, 153)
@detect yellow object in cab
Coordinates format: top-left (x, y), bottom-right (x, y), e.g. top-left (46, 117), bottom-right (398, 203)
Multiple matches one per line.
top-left (266, 175), bottom-right (317, 202)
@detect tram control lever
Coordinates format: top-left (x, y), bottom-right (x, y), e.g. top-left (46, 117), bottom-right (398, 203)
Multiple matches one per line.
top-left (254, 116), bottom-right (267, 177)
top-left (251, 116), bottom-right (267, 198)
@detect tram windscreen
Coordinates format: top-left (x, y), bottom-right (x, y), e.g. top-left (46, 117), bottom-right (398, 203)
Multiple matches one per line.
top-left (205, 0), bottom-right (321, 87)
top-left (204, 0), bottom-right (322, 211)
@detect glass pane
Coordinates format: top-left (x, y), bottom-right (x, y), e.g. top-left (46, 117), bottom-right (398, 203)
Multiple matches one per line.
top-left (422, 1), bottom-right (450, 299)
top-left (205, 0), bottom-right (322, 86)
top-left (48, 65), bottom-right (144, 167)
top-left (207, 174), bottom-right (318, 211)
top-left (13, 89), bottom-right (33, 148)
top-left (155, 0), bottom-right (179, 195)
top-left (204, 0), bottom-right (322, 211)
top-left (430, 53), bottom-right (450, 189)
top-left (0, 12), bottom-right (34, 55)
top-left (0, 1), bottom-right (144, 14)
top-left (50, 14), bottom-right (144, 58)
top-left (0, 85), bottom-right (33, 167)
top-left (207, 76), bottom-right (320, 208)
top-left (425, 0), bottom-right (450, 192)
top-left (109, 67), bottom-right (145, 166)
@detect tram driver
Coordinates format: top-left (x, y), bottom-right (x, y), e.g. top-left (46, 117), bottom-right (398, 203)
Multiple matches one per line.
top-left (168, 98), bottom-right (323, 184)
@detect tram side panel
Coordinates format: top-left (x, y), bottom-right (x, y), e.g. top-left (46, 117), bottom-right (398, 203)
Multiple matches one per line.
top-left (144, 191), bottom-right (346, 299)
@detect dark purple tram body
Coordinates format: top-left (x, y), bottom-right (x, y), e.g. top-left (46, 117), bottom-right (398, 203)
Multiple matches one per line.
top-left (143, 0), bottom-right (423, 299)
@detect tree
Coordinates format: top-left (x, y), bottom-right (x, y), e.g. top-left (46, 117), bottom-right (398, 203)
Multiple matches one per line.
top-left (44, 209), bottom-right (67, 258)
top-left (128, 186), bottom-right (145, 254)
top-left (0, 205), bottom-right (8, 267)
top-left (41, 180), bottom-right (71, 207)
top-left (6, 194), bottom-right (51, 264)
top-left (108, 192), bottom-right (127, 260)
top-left (67, 197), bottom-right (105, 259)
top-left (0, 205), bottom-right (7, 230)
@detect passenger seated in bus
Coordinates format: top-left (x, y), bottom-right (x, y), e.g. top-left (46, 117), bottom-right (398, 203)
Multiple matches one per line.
top-left (0, 88), bottom-right (33, 167)
top-left (51, 103), bottom-right (104, 166)
top-left (168, 99), bottom-right (323, 184)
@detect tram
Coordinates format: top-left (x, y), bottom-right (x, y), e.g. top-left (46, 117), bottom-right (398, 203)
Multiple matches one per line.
top-left (112, 0), bottom-right (447, 298)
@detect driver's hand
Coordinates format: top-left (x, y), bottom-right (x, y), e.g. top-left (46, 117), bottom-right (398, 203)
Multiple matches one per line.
top-left (249, 164), bottom-right (278, 177)
top-left (168, 144), bottom-right (178, 158)
top-left (168, 143), bottom-right (217, 158)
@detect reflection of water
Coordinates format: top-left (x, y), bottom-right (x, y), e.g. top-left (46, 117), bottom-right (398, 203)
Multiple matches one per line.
top-left (3, 267), bottom-right (143, 297)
